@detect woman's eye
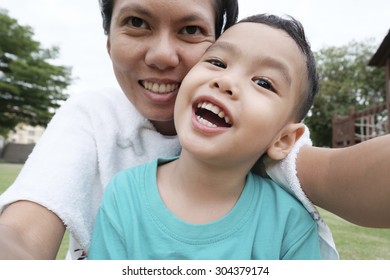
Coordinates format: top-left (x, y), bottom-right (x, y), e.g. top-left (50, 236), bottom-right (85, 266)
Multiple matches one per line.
top-left (127, 17), bottom-right (148, 28)
top-left (206, 59), bottom-right (226, 69)
top-left (254, 78), bottom-right (275, 92)
top-left (181, 26), bottom-right (202, 35)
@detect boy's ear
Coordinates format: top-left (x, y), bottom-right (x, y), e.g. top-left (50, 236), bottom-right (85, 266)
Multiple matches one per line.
top-left (266, 123), bottom-right (305, 161)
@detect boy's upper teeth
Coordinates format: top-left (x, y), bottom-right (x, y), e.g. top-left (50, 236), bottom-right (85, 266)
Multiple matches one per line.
top-left (143, 81), bottom-right (179, 93)
top-left (197, 101), bottom-right (231, 124)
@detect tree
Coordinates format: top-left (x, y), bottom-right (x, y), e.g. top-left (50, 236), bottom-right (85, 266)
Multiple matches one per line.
top-left (0, 9), bottom-right (72, 137)
top-left (305, 40), bottom-right (386, 147)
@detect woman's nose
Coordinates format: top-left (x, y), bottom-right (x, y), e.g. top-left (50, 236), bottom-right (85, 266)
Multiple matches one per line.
top-left (145, 33), bottom-right (180, 70)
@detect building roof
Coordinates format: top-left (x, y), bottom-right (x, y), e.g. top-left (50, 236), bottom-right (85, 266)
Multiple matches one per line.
top-left (369, 30), bottom-right (390, 67)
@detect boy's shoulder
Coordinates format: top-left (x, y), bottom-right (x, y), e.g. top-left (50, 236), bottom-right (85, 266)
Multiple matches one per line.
top-left (250, 172), bottom-right (295, 197)
top-left (249, 172), bottom-right (312, 218)
top-left (108, 157), bottom-right (177, 189)
top-left (111, 158), bottom-right (158, 183)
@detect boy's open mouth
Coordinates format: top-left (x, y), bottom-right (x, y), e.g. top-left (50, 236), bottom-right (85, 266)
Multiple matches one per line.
top-left (194, 101), bottom-right (232, 128)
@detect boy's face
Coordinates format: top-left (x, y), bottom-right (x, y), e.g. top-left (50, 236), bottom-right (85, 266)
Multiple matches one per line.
top-left (174, 22), bottom-right (307, 168)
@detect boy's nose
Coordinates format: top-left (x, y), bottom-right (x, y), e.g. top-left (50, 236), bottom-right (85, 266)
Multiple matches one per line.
top-left (212, 74), bottom-right (238, 96)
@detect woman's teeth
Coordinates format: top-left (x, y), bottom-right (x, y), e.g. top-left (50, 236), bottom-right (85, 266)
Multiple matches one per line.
top-left (142, 81), bottom-right (179, 93)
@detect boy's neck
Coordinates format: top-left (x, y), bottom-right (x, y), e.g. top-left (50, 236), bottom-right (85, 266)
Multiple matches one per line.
top-left (157, 152), bottom-right (251, 224)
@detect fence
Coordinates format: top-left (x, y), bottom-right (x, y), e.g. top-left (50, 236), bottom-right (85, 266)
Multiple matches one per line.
top-left (332, 103), bottom-right (388, 148)
top-left (1, 143), bottom-right (35, 163)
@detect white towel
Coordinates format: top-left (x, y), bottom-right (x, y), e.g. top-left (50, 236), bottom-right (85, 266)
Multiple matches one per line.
top-left (264, 125), bottom-right (339, 259)
top-left (0, 89), bottom-right (181, 259)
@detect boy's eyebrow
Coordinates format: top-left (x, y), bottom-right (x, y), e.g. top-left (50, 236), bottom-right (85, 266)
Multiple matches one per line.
top-left (259, 56), bottom-right (292, 86)
top-left (206, 41), bottom-right (242, 56)
top-left (206, 41), bottom-right (291, 85)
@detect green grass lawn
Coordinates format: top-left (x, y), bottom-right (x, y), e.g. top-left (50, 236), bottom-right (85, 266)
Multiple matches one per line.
top-left (1, 162), bottom-right (390, 259)
top-left (319, 209), bottom-right (390, 259)
top-left (0, 162), bottom-right (23, 192)
top-left (0, 162), bottom-right (69, 259)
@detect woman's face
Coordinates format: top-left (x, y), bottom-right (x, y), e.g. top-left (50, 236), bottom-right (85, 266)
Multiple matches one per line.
top-left (107, 0), bottom-right (216, 134)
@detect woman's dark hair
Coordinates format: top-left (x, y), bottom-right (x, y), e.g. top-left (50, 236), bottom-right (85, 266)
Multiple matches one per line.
top-left (98, 0), bottom-right (238, 38)
top-left (239, 14), bottom-right (318, 122)
top-left (213, 0), bottom-right (239, 38)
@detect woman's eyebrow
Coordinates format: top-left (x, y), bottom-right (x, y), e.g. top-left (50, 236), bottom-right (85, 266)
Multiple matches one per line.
top-left (117, 4), bottom-right (152, 19)
top-left (174, 12), bottom-right (213, 26)
top-left (116, 4), bottom-right (213, 28)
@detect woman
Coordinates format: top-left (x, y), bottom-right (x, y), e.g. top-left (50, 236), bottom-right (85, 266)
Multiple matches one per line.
top-left (0, 0), bottom-right (238, 259)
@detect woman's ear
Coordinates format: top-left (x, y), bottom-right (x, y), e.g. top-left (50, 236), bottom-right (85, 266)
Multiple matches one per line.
top-left (106, 37), bottom-right (111, 57)
top-left (266, 123), bottom-right (305, 160)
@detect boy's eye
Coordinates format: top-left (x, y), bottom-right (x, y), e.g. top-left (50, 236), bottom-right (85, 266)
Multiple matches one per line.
top-left (206, 59), bottom-right (226, 69)
top-left (127, 17), bottom-right (148, 28)
top-left (254, 78), bottom-right (275, 92)
top-left (181, 26), bottom-right (202, 35)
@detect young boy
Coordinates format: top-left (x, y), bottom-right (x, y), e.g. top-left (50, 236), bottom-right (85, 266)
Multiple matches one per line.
top-left (88, 14), bottom-right (325, 260)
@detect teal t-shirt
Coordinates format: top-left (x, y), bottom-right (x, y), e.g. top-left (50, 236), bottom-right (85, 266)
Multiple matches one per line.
top-left (88, 158), bottom-right (321, 260)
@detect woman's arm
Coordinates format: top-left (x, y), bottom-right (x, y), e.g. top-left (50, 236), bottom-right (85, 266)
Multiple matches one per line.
top-left (0, 201), bottom-right (65, 259)
top-left (297, 134), bottom-right (390, 227)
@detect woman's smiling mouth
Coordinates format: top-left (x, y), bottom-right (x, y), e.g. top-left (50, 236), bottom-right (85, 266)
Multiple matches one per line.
top-left (141, 81), bottom-right (180, 94)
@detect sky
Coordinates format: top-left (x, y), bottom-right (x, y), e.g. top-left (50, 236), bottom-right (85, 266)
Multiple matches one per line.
top-left (1, 0), bottom-right (389, 96)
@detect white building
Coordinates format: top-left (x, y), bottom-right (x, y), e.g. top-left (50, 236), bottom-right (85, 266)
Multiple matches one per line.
top-left (7, 123), bottom-right (45, 144)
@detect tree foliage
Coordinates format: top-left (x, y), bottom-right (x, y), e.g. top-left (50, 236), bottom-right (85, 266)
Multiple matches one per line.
top-left (0, 9), bottom-right (72, 136)
top-left (305, 40), bottom-right (386, 147)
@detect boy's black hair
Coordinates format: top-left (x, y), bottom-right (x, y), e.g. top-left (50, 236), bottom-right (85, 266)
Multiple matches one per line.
top-left (239, 14), bottom-right (318, 122)
top-left (98, 0), bottom-right (238, 38)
